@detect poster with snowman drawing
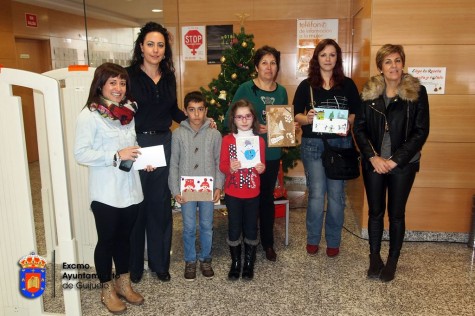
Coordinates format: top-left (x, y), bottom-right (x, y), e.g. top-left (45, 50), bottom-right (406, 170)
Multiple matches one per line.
top-left (236, 136), bottom-right (261, 169)
top-left (180, 176), bottom-right (213, 201)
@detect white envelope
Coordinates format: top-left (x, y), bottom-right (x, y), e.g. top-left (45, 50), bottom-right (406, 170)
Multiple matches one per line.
top-left (133, 145), bottom-right (166, 170)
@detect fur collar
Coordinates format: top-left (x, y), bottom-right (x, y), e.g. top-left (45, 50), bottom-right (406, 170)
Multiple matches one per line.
top-left (361, 73), bottom-right (421, 102)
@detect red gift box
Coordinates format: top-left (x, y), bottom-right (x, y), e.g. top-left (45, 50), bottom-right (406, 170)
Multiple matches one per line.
top-left (275, 204), bottom-right (286, 218)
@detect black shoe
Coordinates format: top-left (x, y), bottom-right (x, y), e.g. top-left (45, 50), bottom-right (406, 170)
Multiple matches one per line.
top-left (367, 254), bottom-right (384, 279)
top-left (130, 271), bottom-right (143, 283)
top-left (156, 271), bottom-right (171, 282)
top-left (380, 257), bottom-right (398, 282)
top-left (265, 247), bottom-right (277, 262)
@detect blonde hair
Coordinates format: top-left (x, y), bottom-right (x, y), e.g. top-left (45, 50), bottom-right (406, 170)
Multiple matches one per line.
top-left (376, 44), bottom-right (405, 71)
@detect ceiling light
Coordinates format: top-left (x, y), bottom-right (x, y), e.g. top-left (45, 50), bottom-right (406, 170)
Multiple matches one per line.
top-left (152, 9), bottom-right (163, 13)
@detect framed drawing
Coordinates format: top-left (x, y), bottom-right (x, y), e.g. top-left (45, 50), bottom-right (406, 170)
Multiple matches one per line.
top-left (180, 176), bottom-right (213, 201)
top-left (266, 105), bottom-right (296, 147)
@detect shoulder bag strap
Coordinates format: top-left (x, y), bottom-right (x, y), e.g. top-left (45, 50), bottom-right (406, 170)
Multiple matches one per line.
top-left (310, 85), bottom-right (330, 148)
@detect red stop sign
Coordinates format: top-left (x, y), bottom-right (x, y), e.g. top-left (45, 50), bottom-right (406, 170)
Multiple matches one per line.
top-left (184, 29), bottom-right (203, 55)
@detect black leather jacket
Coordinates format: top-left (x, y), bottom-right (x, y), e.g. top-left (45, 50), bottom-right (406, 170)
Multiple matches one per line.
top-left (354, 74), bottom-right (430, 172)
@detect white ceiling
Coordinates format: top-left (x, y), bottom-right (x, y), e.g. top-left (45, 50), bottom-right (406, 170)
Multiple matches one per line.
top-left (14, 0), bottom-right (165, 26)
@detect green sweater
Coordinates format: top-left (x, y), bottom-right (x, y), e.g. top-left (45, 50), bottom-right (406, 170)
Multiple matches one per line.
top-left (229, 80), bottom-right (288, 160)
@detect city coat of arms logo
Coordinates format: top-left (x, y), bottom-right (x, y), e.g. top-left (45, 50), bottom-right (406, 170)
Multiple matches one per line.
top-left (19, 252), bottom-right (47, 298)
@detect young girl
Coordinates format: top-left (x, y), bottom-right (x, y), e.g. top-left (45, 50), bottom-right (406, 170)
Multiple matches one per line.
top-left (220, 99), bottom-right (266, 281)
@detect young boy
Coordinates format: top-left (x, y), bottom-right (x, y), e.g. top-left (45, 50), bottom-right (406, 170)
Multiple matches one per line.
top-left (168, 91), bottom-right (224, 281)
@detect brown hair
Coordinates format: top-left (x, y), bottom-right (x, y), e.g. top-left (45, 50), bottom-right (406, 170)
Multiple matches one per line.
top-left (376, 44), bottom-right (406, 71)
top-left (227, 99), bottom-right (260, 134)
top-left (85, 62), bottom-right (132, 109)
top-left (308, 39), bottom-right (344, 89)
top-left (254, 45), bottom-right (281, 73)
top-left (184, 91), bottom-right (206, 109)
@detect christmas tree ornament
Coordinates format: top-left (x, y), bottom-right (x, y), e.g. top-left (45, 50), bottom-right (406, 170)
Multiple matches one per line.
top-left (219, 115), bottom-right (225, 122)
top-left (210, 99), bottom-right (216, 105)
top-left (231, 73), bottom-right (237, 80)
top-left (218, 90), bottom-right (227, 100)
top-left (220, 56), bottom-right (226, 63)
top-left (242, 41), bottom-right (248, 48)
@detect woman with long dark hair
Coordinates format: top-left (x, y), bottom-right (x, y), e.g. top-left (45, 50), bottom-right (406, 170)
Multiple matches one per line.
top-left (127, 22), bottom-right (186, 283)
top-left (293, 39), bottom-right (361, 258)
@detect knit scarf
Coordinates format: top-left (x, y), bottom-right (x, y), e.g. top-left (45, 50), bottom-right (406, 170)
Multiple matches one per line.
top-left (91, 97), bottom-right (137, 125)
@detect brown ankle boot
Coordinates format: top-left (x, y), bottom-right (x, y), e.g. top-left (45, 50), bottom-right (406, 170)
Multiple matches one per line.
top-left (101, 281), bottom-right (126, 314)
top-left (115, 273), bottom-right (144, 305)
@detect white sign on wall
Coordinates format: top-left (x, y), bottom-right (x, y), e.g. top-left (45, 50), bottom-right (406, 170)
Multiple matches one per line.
top-left (182, 26), bottom-right (206, 61)
top-left (296, 19), bottom-right (339, 77)
top-left (408, 67), bottom-right (446, 94)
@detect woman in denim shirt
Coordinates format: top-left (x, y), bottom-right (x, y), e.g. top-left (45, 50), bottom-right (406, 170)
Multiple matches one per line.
top-left (74, 63), bottom-right (144, 314)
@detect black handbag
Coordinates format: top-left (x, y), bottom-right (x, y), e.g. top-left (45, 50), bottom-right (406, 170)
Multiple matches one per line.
top-left (308, 86), bottom-right (360, 180)
top-left (321, 137), bottom-right (360, 180)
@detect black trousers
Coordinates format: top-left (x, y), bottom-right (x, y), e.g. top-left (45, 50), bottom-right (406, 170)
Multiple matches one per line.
top-left (259, 159), bottom-right (280, 249)
top-left (130, 131), bottom-right (173, 275)
top-left (363, 168), bottom-right (416, 258)
top-left (91, 201), bottom-right (139, 283)
top-left (225, 194), bottom-right (259, 243)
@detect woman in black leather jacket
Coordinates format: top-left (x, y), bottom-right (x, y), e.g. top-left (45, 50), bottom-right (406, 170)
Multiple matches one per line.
top-left (354, 44), bottom-right (430, 282)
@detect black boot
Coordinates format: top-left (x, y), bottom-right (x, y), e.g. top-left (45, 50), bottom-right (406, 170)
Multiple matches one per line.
top-left (241, 243), bottom-right (256, 281)
top-left (228, 245), bottom-right (241, 281)
top-left (380, 256), bottom-right (398, 282)
top-left (367, 254), bottom-right (384, 279)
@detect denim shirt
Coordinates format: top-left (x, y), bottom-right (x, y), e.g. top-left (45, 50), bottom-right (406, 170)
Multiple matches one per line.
top-left (74, 108), bottom-right (143, 208)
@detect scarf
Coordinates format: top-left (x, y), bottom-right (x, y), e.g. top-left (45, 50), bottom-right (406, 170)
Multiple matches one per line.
top-left (90, 97), bottom-right (137, 125)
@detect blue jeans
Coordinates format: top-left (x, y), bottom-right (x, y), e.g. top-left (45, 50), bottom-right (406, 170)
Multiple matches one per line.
top-left (181, 201), bottom-right (214, 262)
top-left (301, 136), bottom-right (351, 248)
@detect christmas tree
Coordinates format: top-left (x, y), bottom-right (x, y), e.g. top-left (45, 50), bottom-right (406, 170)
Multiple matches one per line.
top-left (200, 27), bottom-right (255, 132)
top-left (200, 27), bottom-right (300, 172)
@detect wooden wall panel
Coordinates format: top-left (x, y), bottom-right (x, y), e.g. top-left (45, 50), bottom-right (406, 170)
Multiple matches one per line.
top-left (351, 0), bottom-right (371, 91)
top-left (427, 95), bottom-right (475, 143)
top-left (0, 31), bottom-right (16, 60)
top-left (360, 187), bottom-right (474, 233)
top-left (405, 188), bottom-right (473, 232)
top-left (0, 0), bottom-right (16, 63)
top-left (252, 0), bottom-right (351, 20)
top-left (11, 3), bottom-right (53, 38)
top-left (372, 0), bottom-right (475, 45)
top-left (369, 45), bottom-right (475, 95)
top-left (177, 0), bottom-right (352, 23)
top-left (176, 0), bottom-right (253, 23)
top-left (414, 142), bottom-right (475, 189)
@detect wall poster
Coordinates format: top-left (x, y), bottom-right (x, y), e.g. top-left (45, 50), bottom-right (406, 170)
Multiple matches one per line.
top-left (296, 19), bottom-right (339, 77)
top-left (206, 25), bottom-right (233, 64)
top-left (408, 67), bottom-right (446, 94)
top-left (182, 26), bottom-right (206, 61)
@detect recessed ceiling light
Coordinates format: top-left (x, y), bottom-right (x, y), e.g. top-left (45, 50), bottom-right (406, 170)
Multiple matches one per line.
top-left (152, 9), bottom-right (163, 13)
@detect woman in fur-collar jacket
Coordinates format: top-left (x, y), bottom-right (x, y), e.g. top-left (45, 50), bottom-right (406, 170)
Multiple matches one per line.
top-left (354, 44), bottom-right (430, 282)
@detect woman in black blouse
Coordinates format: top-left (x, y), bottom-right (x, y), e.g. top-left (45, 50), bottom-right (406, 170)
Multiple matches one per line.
top-left (127, 22), bottom-right (186, 283)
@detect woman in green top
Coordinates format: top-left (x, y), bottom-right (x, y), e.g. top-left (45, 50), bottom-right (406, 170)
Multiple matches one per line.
top-left (230, 45), bottom-right (288, 261)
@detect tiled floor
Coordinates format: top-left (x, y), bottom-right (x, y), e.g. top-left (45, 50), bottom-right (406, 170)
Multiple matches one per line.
top-left (30, 164), bottom-right (475, 315)
top-left (38, 200), bottom-right (475, 315)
